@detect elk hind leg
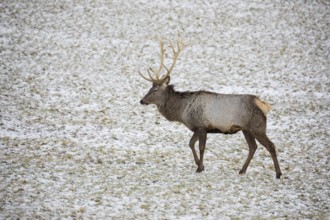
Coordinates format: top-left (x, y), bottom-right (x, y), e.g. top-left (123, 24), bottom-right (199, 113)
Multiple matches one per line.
top-left (239, 130), bottom-right (258, 175)
top-left (255, 132), bottom-right (282, 179)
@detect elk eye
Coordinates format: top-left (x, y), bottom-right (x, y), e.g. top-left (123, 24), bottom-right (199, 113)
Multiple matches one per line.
top-left (152, 89), bottom-right (158, 93)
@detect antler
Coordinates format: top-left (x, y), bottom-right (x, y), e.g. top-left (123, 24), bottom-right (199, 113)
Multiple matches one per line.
top-left (162, 38), bottom-right (185, 78)
top-left (139, 37), bottom-right (185, 84)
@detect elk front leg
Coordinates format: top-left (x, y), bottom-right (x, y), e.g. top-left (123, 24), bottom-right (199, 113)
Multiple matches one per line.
top-left (196, 129), bottom-right (207, 173)
top-left (189, 132), bottom-right (200, 166)
top-left (239, 130), bottom-right (258, 175)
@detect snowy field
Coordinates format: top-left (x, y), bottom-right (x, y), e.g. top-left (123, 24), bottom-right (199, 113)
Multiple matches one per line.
top-left (1, 0), bottom-right (329, 219)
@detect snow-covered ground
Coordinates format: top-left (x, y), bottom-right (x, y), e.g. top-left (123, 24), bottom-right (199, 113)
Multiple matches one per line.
top-left (1, 0), bottom-right (329, 219)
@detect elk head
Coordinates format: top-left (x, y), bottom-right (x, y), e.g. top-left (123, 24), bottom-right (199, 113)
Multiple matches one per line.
top-left (139, 38), bottom-right (185, 105)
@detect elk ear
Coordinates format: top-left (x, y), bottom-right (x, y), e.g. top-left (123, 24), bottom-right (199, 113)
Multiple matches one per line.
top-left (162, 76), bottom-right (170, 85)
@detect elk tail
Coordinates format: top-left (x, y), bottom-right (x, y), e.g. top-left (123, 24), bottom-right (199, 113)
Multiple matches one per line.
top-left (254, 97), bottom-right (272, 116)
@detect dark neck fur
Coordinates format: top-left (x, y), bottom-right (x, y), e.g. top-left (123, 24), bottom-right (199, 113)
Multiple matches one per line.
top-left (157, 85), bottom-right (191, 122)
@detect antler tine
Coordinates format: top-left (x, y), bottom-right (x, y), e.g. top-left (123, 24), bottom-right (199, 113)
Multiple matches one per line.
top-left (155, 39), bottom-right (166, 80)
top-left (139, 39), bottom-right (166, 83)
top-left (138, 69), bottom-right (154, 82)
top-left (147, 67), bottom-right (158, 81)
top-left (160, 37), bottom-right (185, 81)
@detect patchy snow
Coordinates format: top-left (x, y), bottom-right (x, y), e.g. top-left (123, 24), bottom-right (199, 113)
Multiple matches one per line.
top-left (1, 0), bottom-right (329, 219)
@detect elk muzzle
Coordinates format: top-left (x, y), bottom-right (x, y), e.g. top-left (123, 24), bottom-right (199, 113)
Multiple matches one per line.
top-left (140, 99), bottom-right (148, 105)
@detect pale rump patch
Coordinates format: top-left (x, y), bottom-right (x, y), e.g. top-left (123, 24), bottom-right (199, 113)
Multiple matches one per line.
top-left (254, 98), bottom-right (272, 116)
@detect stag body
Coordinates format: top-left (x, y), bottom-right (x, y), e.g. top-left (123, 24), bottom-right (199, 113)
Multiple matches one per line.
top-left (152, 86), bottom-right (255, 133)
top-left (139, 39), bottom-right (282, 178)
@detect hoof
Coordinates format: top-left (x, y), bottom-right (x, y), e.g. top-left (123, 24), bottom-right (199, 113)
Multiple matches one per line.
top-left (276, 172), bottom-right (282, 179)
top-left (239, 169), bottom-right (246, 175)
top-left (196, 165), bottom-right (205, 173)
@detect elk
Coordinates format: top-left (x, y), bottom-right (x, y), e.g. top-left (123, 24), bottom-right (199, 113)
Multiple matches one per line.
top-left (139, 38), bottom-right (282, 179)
